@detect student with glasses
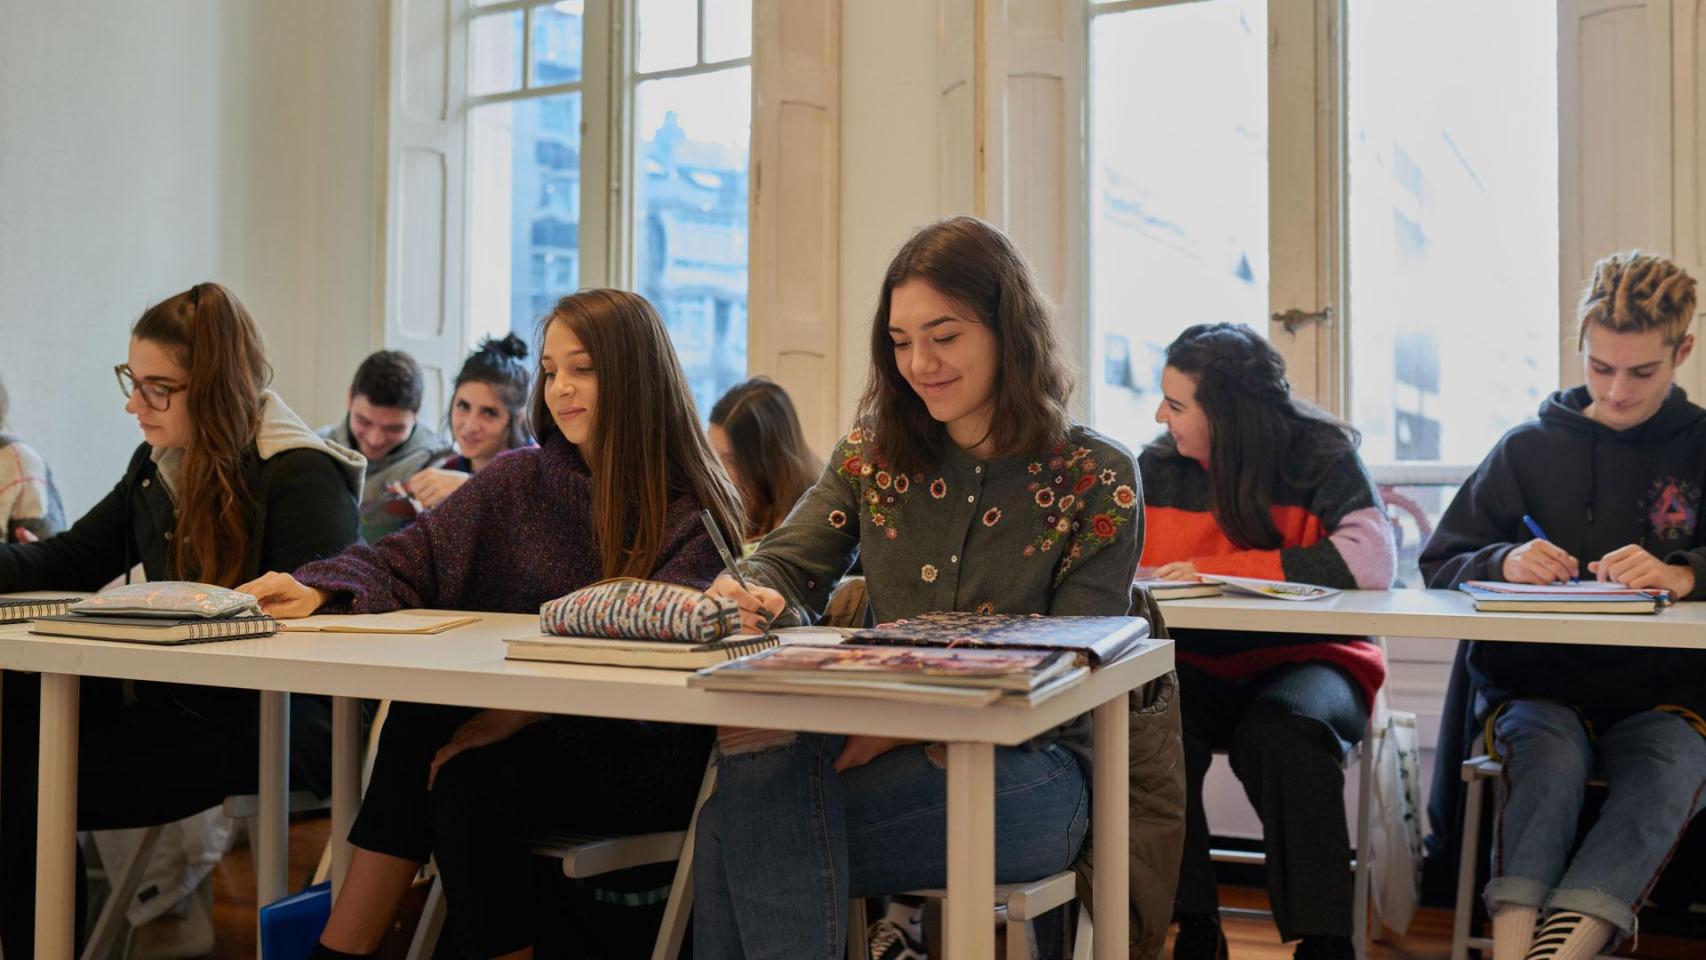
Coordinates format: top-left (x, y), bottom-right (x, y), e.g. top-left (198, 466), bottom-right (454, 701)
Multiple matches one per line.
top-left (0, 282), bottom-right (364, 955)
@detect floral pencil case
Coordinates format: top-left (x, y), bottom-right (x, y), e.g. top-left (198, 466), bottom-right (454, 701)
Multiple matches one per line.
top-left (539, 578), bottom-right (743, 644)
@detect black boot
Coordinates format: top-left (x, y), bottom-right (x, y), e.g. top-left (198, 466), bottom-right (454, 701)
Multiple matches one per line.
top-left (1172, 913), bottom-right (1229, 960)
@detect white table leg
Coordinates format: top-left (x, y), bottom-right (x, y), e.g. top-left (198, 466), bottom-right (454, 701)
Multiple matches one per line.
top-left (256, 690), bottom-right (289, 911)
top-left (1092, 696), bottom-right (1129, 960)
top-left (330, 695), bottom-right (362, 895)
top-left (944, 741), bottom-right (995, 960)
top-left (35, 672), bottom-right (79, 959)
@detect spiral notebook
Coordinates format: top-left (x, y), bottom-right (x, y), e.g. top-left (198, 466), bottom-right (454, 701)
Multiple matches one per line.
top-left (504, 632), bottom-right (778, 669)
top-left (0, 596), bottom-right (79, 624)
top-left (30, 613), bottom-right (280, 645)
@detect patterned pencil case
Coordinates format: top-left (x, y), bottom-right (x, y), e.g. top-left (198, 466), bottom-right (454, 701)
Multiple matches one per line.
top-left (539, 578), bottom-right (743, 644)
top-left (70, 581), bottom-right (261, 619)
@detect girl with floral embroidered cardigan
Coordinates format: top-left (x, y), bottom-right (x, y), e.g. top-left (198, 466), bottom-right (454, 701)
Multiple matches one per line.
top-left (241, 290), bottom-right (743, 960)
top-left (1144, 323), bottom-right (1396, 960)
top-left (693, 217), bottom-right (1154, 959)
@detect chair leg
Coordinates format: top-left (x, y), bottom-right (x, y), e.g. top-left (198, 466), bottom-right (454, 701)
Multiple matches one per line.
top-left (81, 824), bottom-right (166, 960)
top-left (652, 761), bottom-right (718, 960)
top-left (405, 874), bottom-right (446, 960)
top-left (1451, 776), bottom-right (1486, 960)
top-left (1004, 911), bottom-right (1028, 960)
top-left (1071, 904), bottom-right (1094, 960)
top-left (847, 898), bottom-right (869, 960)
top-left (1353, 717), bottom-right (1376, 960)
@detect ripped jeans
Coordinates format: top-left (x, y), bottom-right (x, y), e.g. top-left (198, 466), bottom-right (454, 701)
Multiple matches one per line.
top-left (691, 731), bottom-right (1089, 960)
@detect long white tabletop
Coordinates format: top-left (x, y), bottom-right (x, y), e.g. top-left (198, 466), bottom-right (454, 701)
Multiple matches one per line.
top-left (0, 612), bottom-right (1175, 960)
top-left (1157, 587), bottom-right (1706, 649)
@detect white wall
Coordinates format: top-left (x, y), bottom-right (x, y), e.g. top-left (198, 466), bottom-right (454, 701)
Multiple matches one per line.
top-left (836, 0), bottom-right (942, 430)
top-left (0, 0), bottom-right (382, 518)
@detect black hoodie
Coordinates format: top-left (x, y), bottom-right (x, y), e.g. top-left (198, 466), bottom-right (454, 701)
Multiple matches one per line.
top-left (1420, 385), bottom-right (1706, 723)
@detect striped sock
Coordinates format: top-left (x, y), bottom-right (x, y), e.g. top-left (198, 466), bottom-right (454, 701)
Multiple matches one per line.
top-left (1491, 904), bottom-right (1539, 960)
top-left (1522, 911), bottom-right (1616, 960)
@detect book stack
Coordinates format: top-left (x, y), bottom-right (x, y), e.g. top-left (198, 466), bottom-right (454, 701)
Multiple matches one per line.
top-left (689, 644), bottom-right (1087, 706)
top-left (505, 632), bottom-right (777, 669)
top-left (31, 613), bottom-right (280, 645)
top-left (1459, 580), bottom-right (1669, 614)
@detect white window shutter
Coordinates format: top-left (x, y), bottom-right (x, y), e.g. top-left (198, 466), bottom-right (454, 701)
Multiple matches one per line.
top-left (1557, 0), bottom-right (1690, 388)
top-left (935, 0), bottom-right (1086, 413)
top-left (379, 0), bottom-right (469, 421)
top-left (749, 0), bottom-right (841, 452)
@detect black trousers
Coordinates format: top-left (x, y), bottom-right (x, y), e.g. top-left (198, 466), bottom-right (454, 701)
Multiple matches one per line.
top-left (0, 672), bottom-right (333, 957)
top-left (349, 702), bottom-right (712, 958)
top-left (1175, 661), bottom-right (1367, 941)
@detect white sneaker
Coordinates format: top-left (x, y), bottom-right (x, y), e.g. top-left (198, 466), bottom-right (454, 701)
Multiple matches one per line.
top-left (868, 916), bottom-right (928, 960)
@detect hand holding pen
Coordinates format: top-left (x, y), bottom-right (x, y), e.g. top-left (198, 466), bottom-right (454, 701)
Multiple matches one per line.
top-left (1501, 513), bottom-right (1579, 584)
top-left (700, 509), bottom-right (785, 635)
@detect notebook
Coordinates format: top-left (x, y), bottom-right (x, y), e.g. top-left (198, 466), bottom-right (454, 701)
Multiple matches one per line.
top-left (0, 596), bottom-right (79, 624)
top-left (1136, 579), bottom-right (1223, 601)
top-left (1459, 581), bottom-right (1667, 614)
top-left (30, 613), bottom-right (280, 645)
top-left (844, 612), bottom-right (1150, 665)
top-left (280, 613), bottom-right (480, 634)
top-left (504, 632), bottom-right (778, 669)
top-left (690, 644), bottom-right (1088, 706)
top-left (1198, 574), bottom-right (1340, 601)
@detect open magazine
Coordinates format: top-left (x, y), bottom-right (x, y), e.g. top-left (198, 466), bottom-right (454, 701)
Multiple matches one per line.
top-left (1197, 574), bottom-right (1340, 602)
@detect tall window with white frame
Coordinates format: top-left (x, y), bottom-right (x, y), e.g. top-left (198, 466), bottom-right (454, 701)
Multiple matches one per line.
top-left (631, 0), bottom-right (752, 418)
top-left (1086, 0), bottom-right (1269, 457)
top-left (467, 0), bottom-right (588, 345)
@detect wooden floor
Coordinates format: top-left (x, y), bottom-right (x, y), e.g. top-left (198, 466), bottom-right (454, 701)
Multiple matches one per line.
top-left (191, 816), bottom-right (1695, 960)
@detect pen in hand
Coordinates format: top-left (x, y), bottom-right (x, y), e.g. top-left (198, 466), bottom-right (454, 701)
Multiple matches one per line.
top-left (700, 509), bottom-right (772, 634)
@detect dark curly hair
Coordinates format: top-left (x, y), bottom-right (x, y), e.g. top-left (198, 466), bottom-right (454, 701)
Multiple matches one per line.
top-left (449, 333), bottom-right (533, 452)
top-left (1147, 323), bottom-right (1358, 550)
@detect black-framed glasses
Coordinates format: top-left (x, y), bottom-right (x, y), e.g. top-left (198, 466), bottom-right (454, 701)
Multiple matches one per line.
top-left (115, 364), bottom-right (187, 412)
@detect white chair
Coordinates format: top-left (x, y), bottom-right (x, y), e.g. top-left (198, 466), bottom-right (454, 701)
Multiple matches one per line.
top-left (1449, 756), bottom-right (1620, 960)
top-left (847, 871), bottom-right (1092, 960)
top-left (408, 759), bottom-right (717, 960)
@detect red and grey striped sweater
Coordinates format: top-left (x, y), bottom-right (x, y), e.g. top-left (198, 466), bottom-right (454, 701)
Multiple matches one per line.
top-left (1138, 446), bottom-right (1396, 708)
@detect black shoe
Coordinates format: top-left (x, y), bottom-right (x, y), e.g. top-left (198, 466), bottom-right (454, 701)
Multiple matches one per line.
top-left (1293, 935), bottom-right (1356, 960)
top-left (1172, 914), bottom-right (1229, 960)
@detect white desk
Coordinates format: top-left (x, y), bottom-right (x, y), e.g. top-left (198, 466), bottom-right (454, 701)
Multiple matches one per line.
top-left (0, 612), bottom-right (1174, 960)
top-left (1158, 587), bottom-right (1706, 649)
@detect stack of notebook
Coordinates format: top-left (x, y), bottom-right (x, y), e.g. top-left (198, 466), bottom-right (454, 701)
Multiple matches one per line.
top-left (505, 631), bottom-right (778, 669)
top-left (30, 612), bottom-right (280, 644)
top-left (689, 644), bottom-right (1086, 706)
top-left (1459, 580), bottom-right (1670, 614)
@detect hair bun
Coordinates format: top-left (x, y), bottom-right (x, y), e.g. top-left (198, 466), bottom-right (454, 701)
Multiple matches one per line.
top-left (483, 332), bottom-right (529, 362)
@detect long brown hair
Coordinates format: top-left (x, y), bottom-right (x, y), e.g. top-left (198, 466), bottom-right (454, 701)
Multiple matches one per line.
top-left (855, 216), bottom-right (1073, 477)
top-left (131, 283), bottom-right (272, 585)
top-left (1147, 323), bottom-right (1357, 549)
top-left (527, 289), bottom-right (743, 580)
top-left (710, 377), bottom-right (822, 538)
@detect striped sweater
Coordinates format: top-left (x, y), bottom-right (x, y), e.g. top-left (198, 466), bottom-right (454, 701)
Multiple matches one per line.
top-left (1139, 446), bottom-right (1395, 707)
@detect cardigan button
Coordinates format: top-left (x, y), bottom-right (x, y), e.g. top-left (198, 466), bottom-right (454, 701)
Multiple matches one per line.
top-left (141, 479), bottom-right (151, 488)
top-left (966, 495), bottom-right (974, 503)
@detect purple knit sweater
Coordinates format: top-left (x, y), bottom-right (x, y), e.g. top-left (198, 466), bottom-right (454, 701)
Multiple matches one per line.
top-left (294, 431), bottom-right (723, 614)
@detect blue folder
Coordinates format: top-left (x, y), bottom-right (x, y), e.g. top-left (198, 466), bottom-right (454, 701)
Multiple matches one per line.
top-left (258, 881), bottom-right (331, 960)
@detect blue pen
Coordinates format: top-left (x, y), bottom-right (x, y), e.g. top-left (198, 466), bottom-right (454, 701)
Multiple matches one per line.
top-left (1521, 514), bottom-right (1549, 542)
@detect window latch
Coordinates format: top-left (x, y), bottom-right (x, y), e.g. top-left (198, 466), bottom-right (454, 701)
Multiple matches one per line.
top-left (1271, 306), bottom-right (1333, 335)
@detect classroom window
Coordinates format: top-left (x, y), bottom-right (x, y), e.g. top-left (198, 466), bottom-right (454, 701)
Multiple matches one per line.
top-left (632, 0), bottom-right (752, 419)
top-left (464, 0), bottom-right (753, 415)
top-left (467, 2), bottom-right (587, 346)
top-left (1086, 0), bottom-right (1269, 455)
top-left (1346, 1), bottom-right (1559, 469)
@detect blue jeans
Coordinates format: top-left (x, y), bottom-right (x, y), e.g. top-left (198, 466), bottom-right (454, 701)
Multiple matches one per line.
top-left (692, 732), bottom-right (1090, 960)
top-left (1487, 700), bottom-right (1706, 935)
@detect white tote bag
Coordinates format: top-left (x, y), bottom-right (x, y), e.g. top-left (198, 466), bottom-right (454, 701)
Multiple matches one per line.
top-left (1367, 703), bottom-right (1425, 936)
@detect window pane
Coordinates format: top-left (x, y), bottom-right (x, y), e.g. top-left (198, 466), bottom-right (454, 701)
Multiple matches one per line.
top-left (469, 93), bottom-right (583, 346)
top-left (703, 0), bottom-right (752, 63)
top-left (530, 2), bottom-right (584, 86)
top-left (1087, 0), bottom-right (1268, 454)
top-left (634, 66), bottom-right (751, 418)
top-left (1382, 482), bottom-right (1461, 588)
top-left (470, 10), bottom-right (523, 97)
top-left (636, 0), bottom-right (699, 74)
top-left (1347, 2), bottom-right (1558, 466)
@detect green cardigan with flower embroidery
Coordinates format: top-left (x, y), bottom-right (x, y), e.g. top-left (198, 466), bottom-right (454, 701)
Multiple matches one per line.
top-left (736, 423), bottom-right (1145, 762)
